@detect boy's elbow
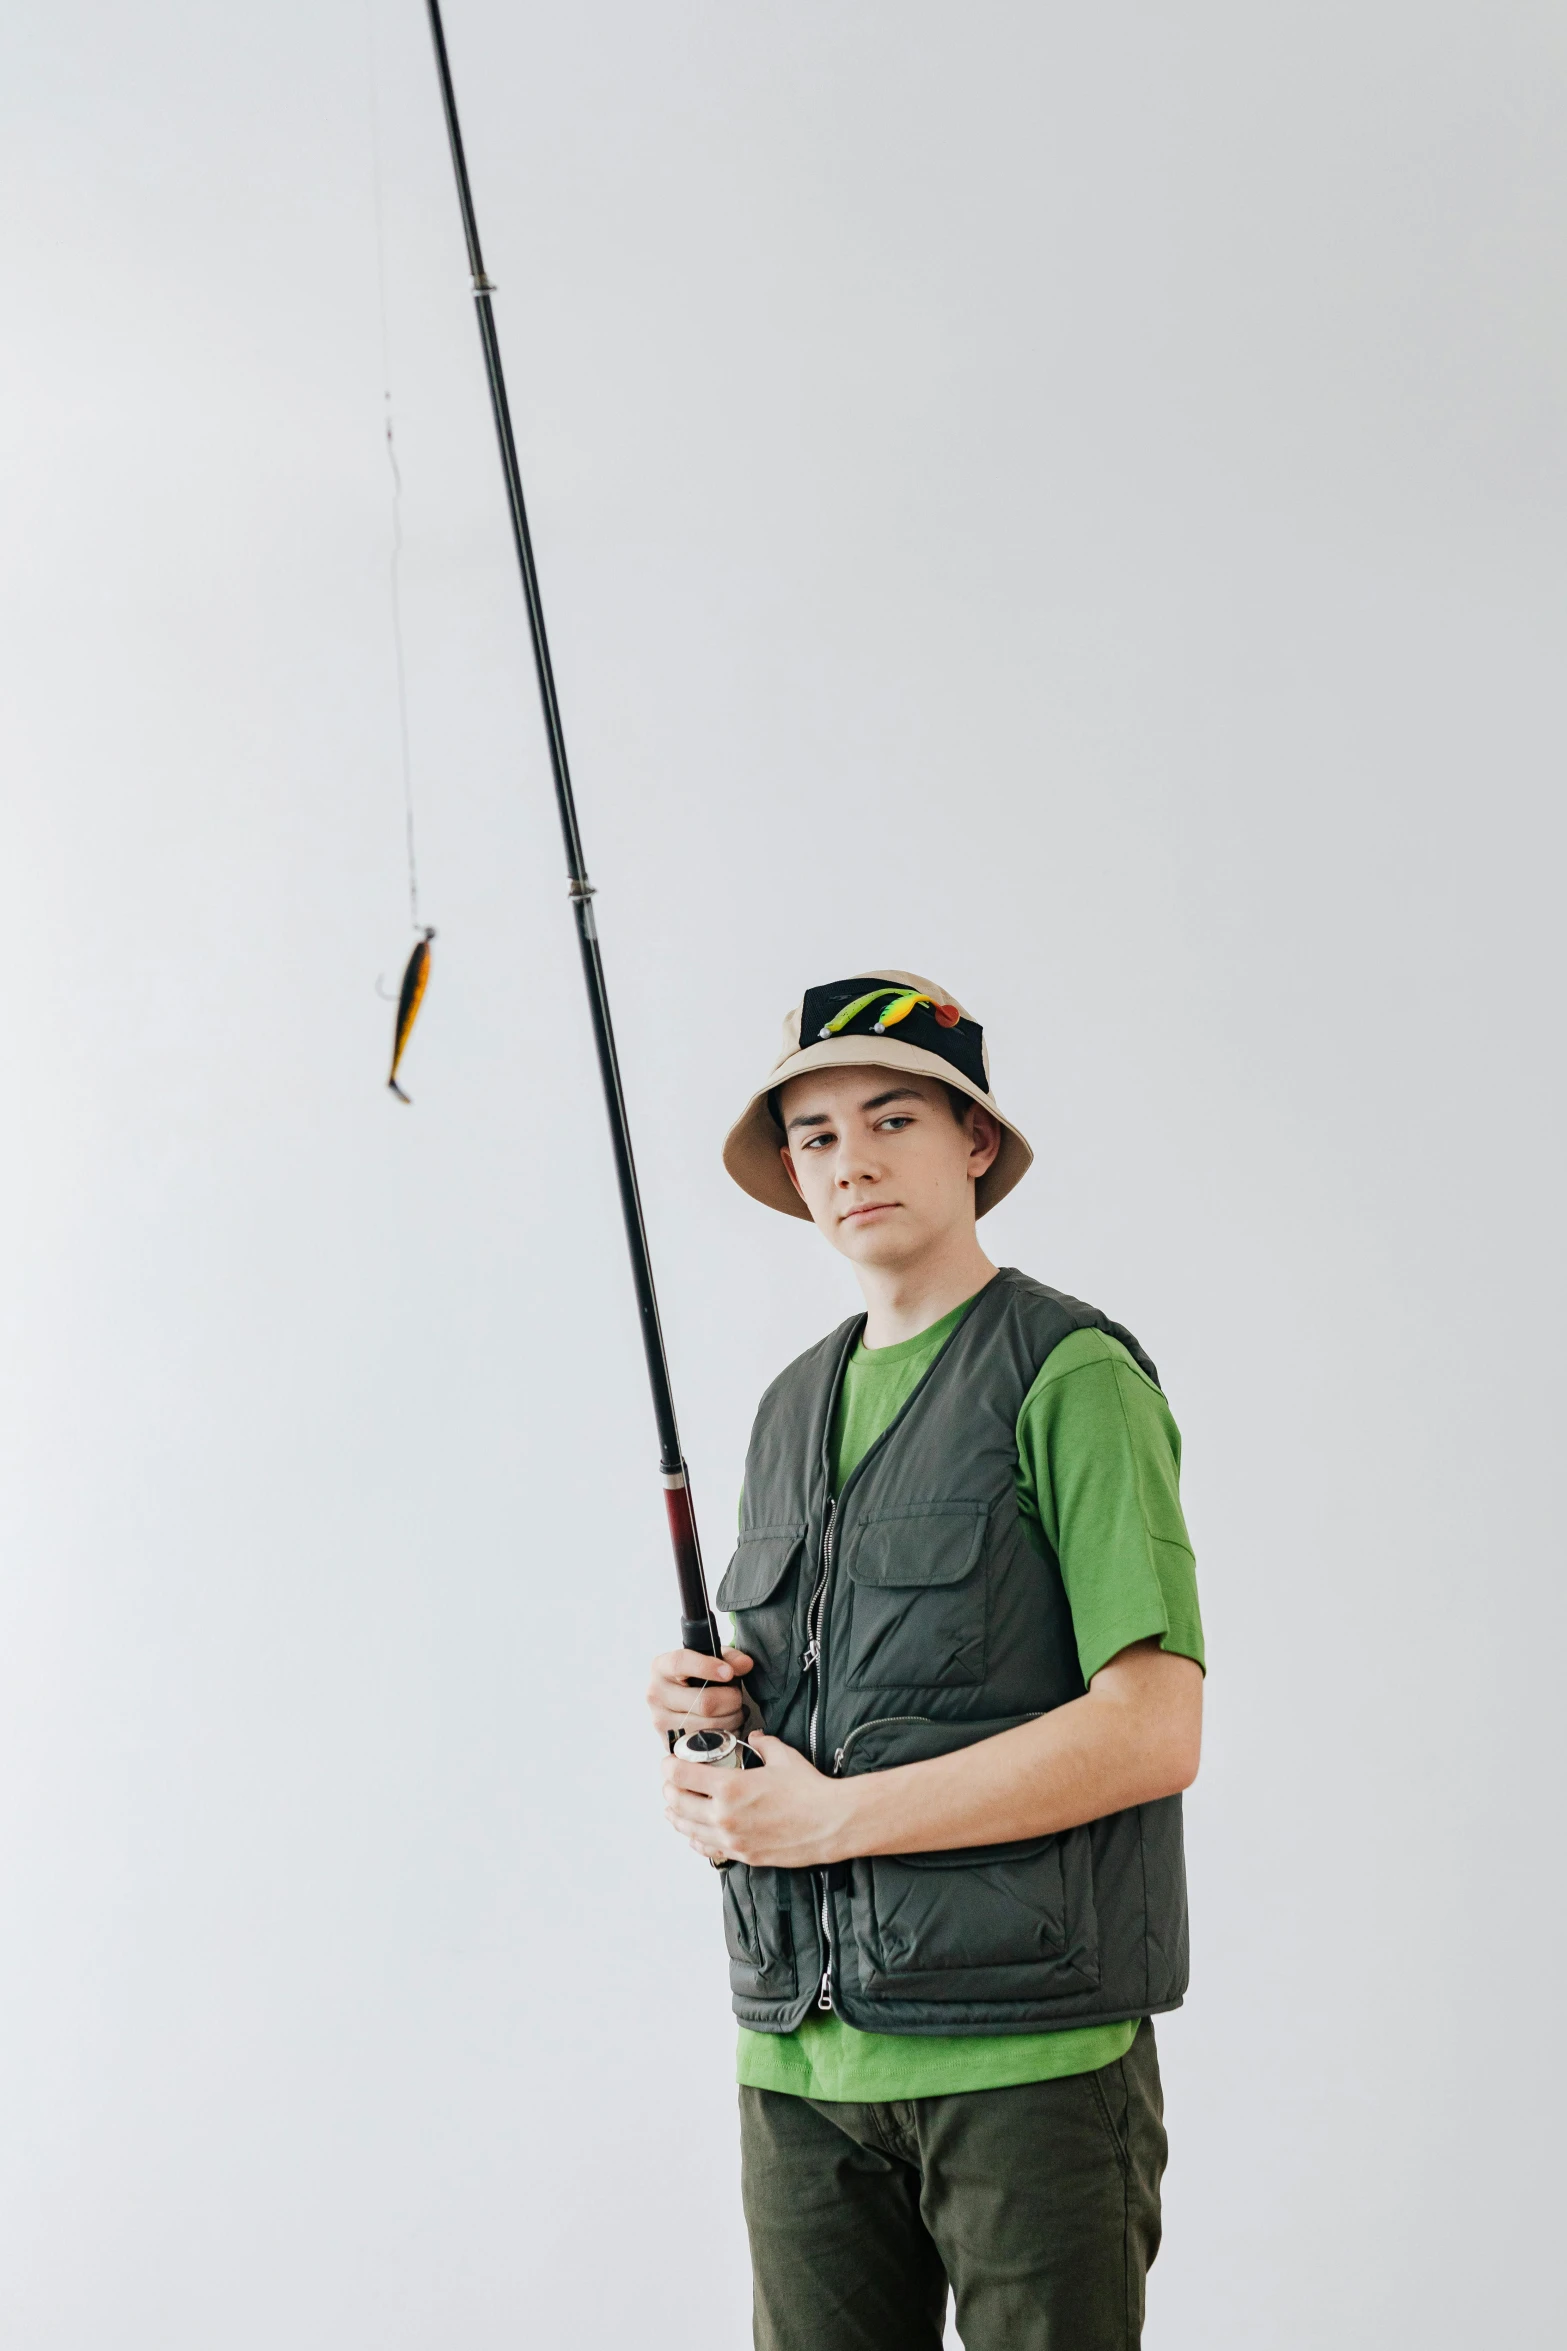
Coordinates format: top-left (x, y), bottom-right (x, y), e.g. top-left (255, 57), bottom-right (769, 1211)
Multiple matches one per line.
top-left (1152, 1673), bottom-right (1203, 1797)
top-left (1164, 1686), bottom-right (1203, 1793)
top-left (1169, 1726), bottom-right (1202, 1794)
top-left (1140, 1728), bottom-right (1199, 1805)
top-left (1091, 1643), bottom-right (1203, 1802)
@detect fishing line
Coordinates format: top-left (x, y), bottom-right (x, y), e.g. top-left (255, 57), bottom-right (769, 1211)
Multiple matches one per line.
top-left (366, 3), bottom-right (422, 935)
top-left (368, 3), bottom-right (436, 1104)
top-left (417, 0), bottom-right (736, 1797)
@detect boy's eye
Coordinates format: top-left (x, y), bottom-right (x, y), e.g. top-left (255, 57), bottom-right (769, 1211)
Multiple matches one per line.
top-left (800, 1132), bottom-right (834, 1149)
top-left (877, 1116), bottom-right (914, 1131)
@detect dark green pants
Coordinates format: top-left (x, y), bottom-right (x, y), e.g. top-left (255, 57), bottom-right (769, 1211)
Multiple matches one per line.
top-left (739, 2020), bottom-right (1165, 2351)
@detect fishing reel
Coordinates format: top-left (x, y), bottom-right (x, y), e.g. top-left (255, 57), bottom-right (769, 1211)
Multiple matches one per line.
top-left (671, 1727), bottom-right (763, 1873)
top-left (671, 1729), bottom-right (756, 1770)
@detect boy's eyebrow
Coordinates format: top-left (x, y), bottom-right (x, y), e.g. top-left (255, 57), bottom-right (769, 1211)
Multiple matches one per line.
top-left (786, 1086), bottom-right (926, 1132)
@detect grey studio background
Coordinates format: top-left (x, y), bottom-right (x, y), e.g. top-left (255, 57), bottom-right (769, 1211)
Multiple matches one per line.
top-left (1, 3), bottom-right (1562, 2345)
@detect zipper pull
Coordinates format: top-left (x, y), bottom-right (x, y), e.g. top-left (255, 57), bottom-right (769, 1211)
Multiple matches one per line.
top-left (833, 1747), bottom-right (846, 1774)
top-left (802, 1638), bottom-right (820, 1671)
top-left (817, 1968), bottom-right (833, 2013)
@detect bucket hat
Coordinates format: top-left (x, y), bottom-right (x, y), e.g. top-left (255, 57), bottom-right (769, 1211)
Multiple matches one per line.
top-left (722, 969), bottom-right (1033, 1220)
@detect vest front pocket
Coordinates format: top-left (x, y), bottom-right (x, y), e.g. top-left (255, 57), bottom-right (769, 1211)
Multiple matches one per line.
top-left (851, 1833), bottom-right (1100, 1996)
top-left (833, 1712), bottom-right (1101, 1998)
top-left (715, 1527), bottom-right (806, 1712)
top-left (722, 1864), bottom-right (798, 2002)
top-left (843, 1500), bottom-right (988, 1689)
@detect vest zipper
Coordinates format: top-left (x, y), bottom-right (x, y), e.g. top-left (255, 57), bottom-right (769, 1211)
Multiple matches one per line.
top-left (808, 1496), bottom-right (837, 2013)
top-left (805, 1495), bottom-right (836, 1759)
top-left (803, 1498), bottom-right (835, 1699)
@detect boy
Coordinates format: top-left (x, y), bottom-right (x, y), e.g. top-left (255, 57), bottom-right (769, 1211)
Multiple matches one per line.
top-left (648, 970), bottom-right (1203, 2350)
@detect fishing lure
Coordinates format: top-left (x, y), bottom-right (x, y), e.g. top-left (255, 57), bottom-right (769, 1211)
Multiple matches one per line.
top-left (819, 987), bottom-right (962, 1038)
top-left (874, 989), bottom-right (962, 1033)
top-left (387, 928), bottom-right (435, 1103)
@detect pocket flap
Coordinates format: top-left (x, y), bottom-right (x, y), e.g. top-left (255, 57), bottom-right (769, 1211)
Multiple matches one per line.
top-left (835, 1710), bottom-right (1043, 1777)
top-left (846, 1501), bottom-right (989, 1589)
top-left (715, 1526), bottom-right (805, 1611)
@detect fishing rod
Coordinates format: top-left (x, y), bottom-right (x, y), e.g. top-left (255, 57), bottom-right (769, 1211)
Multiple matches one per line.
top-left (421, 0), bottom-right (724, 1671)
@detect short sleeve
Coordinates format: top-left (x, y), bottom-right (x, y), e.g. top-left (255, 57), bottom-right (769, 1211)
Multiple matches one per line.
top-left (1015, 1328), bottom-right (1205, 1684)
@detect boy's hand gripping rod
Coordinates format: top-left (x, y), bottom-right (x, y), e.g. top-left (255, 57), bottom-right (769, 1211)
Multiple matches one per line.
top-left (421, 0), bottom-right (734, 1714)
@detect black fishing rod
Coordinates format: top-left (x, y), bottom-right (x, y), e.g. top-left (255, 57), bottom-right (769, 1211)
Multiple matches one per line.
top-left (422, 0), bottom-right (722, 1664)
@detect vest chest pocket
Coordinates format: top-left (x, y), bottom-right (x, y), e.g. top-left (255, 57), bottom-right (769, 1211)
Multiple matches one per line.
top-left (714, 1526), bottom-right (805, 1706)
top-left (844, 1500), bottom-right (989, 1689)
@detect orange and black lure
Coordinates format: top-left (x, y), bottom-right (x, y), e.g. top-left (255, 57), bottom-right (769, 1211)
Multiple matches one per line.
top-left (387, 928), bottom-right (435, 1103)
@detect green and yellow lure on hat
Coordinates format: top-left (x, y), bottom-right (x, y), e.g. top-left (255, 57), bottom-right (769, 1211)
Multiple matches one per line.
top-left (819, 986), bottom-right (962, 1039)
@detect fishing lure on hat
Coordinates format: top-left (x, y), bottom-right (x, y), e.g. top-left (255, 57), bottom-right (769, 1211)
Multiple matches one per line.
top-left (819, 985), bottom-right (962, 1037)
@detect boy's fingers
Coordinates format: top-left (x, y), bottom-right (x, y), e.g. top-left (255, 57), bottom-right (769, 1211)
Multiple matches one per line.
top-left (650, 1680), bottom-right (745, 1720)
top-left (664, 1757), bottom-right (738, 1798)
top-left (653, 1678), bottom-right (739, 1713)
top-left (657, 1692), bottom-right (742, 1730)
top-left (665, 1648), bottom-right (736, 1683)
top-left (645, 1647), bottom-right (754, 1744)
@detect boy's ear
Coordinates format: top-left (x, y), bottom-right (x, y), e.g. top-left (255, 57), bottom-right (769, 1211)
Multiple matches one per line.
top-left (779, 1144), bottom-right (805, 1200)
top-left (967, 1107), bottom-right (1002, 1182)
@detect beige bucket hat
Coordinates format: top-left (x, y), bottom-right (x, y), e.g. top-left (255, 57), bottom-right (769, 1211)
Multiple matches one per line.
top-left (723, 969), bottom-right (1033, 1221)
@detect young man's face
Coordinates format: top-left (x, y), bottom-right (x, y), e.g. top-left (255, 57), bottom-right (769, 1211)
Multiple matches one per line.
top-left (776, 1068), bottom-right (1000, 1270)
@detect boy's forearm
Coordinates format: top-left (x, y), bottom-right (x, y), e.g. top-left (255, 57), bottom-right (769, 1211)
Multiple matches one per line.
top-left (831, 1644), bottom-right (1202, 1861)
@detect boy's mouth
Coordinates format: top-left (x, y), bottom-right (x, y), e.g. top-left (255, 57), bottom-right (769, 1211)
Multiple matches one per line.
top-left (841, 1201), bottom-right (898, 1223)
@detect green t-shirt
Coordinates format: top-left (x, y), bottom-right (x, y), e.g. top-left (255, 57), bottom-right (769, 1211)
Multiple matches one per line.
top-left (736, 1288), bottom-right (1203, 2103)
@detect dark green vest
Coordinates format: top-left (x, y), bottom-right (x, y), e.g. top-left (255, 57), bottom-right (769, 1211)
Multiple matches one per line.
top-left (714, 1267), bottom-right (1189, 2036)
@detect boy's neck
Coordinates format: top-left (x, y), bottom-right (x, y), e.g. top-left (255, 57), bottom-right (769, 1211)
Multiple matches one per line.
top-left (854, 1233), bottom-right (999, 1349)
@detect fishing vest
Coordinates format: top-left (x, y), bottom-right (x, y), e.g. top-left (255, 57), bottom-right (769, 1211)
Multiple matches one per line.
top-left (713, 1267), bottom-right (1190, 2037)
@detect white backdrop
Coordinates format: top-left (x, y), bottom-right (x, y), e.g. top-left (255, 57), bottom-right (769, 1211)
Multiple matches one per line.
top-left (2, 4), bottom-right (1563, 2344)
